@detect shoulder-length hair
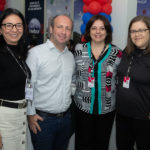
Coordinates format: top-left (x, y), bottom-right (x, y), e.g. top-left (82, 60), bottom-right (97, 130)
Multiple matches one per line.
top-left (126, 15), bottom-right (150, 55)
top-left (84, 14), bottom-right (112, 44)
top-left (0, 8), bottom-right (27, 60)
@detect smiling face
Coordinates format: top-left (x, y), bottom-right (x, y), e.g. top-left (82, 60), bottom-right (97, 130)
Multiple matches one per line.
top-left (0, 14), bottom-right (23, 45)
top-left (130, 21), bottom-right (150, 49)
top-left (50, 15), bottom-right (73, 51)
top-left (90, 19), bottom-right (107, 44)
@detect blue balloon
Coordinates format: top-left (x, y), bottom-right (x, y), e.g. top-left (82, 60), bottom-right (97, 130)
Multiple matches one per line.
top-left (82, 12), bottom-right (93, 24)
top-left (99, 12), bottom-right (111, 22)
top-left (80, 23), bottom-right (86, 35)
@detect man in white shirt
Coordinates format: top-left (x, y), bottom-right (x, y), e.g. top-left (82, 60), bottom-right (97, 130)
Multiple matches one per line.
top-left (26, 14), bottom-right (75, 150)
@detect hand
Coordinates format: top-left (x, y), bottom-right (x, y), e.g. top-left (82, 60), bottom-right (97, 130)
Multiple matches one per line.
top-left (28, 114), bottom-right (43, 134)
top-left (0, 133), bottom-right (3, 149)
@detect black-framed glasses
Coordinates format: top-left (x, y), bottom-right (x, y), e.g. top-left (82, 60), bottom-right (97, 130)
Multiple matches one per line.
top-left (130, 28), bottom-right (150, 35)
top-left (1, 23), bottom-right (23, 30)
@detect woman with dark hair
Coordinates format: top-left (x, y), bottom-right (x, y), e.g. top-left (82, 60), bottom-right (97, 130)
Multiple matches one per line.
top-left (116, 16), bottom-right (150, 150)
top-left (0, 8), bottom-right (31, 150)
top-left (73, 14), bottom-right (122, 150)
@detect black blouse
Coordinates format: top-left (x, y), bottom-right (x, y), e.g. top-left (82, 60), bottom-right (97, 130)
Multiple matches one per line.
top-left (0, 45), bottom-right (30, 100)
top-left (116, 48), bottom-right (150, 120)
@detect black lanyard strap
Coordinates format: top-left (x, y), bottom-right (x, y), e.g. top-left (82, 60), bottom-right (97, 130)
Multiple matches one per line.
top-left (126, 56), bottom-right (134, 77)
top-left (6, 46), bottom-right (30, 79)
top-left (90, 44), bottom-right (107, 70)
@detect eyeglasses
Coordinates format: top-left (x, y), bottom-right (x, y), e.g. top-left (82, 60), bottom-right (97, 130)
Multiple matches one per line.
top-left (1, 23), bottom-right (23, 30)
top-left (130, 28), bottom-right (149, 35)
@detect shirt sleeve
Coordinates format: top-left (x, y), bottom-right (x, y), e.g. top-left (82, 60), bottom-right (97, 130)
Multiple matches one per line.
top-left (71, 59), bottom-right (76, 95)
top-left (26, 48), bottom-right (38, 115)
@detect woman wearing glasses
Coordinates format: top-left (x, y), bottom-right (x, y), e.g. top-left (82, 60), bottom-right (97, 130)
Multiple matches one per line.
top-left (0, 8), bottom-right (31, 150)
top-left (73, 15), bottom-right (122, 150)
top-left (116, 16), bottom-right (150, 150)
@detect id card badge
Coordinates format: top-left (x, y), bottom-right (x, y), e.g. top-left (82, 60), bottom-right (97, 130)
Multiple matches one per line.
top-left (88, 77), bottom-right (95, 88)
top-left (25, 79), bottom-right (33, 101)
top-left (123, 76), bottom-right (130, 88)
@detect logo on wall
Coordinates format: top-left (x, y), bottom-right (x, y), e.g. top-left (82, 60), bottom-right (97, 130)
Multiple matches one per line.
top-left (138, 0), bottom-right (147, 4)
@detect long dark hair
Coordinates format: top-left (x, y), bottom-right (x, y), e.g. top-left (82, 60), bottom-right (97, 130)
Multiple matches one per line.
top-left (0, 8), bottom-right (28, 60)
top-left (126, 16), bottom-right (150, 55)
top-left (84, 14), bottom-right (112, 44)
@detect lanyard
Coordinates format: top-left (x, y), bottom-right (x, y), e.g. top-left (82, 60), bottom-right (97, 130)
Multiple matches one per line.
top-left (6, 46), bottom-right (30, 80)
top-left (126, 56), bottom-right (134, 77)
top-left (89, 44), bottom-right (107, 70)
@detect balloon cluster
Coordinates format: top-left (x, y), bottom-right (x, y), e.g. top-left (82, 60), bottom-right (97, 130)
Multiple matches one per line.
top-left (80, 0), bottom-right (112, 41)
top-left (0, 0), bottom-right (6, 14)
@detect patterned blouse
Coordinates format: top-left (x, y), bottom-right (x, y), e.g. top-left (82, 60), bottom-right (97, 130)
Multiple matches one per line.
top-left (73, 42), bottom-right (122, 115)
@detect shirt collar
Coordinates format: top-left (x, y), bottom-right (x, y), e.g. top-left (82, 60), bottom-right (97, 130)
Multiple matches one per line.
top-left (46, 39), bottom-right (55, 50)
top-left (46, 39), bottom-right (68, 53)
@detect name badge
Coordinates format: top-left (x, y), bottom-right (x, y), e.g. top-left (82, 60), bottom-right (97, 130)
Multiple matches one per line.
top-left (123, 76), bottom-right (130, 88)
top-left (25, 79), bottom-right (33, 101)
top-left (88, 77), bottom-right (95, 88)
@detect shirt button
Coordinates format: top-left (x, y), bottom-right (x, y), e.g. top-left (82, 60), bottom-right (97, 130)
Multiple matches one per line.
top-left (24, 112), bottom-right (26, 115)
top-left (22, 131), bottom-right (25, 134)
top-left (22, 141), bottom-right (25, 144)
top-left (23, 122), bottom-right (25, 125)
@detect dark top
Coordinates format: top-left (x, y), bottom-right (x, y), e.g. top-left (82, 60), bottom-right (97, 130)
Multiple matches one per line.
top-left (0, 45), bottom-right (30, 100)
top-left (116, 48), bottom-right (150, 120)
top-left (92, 49), bottom-right (108, 114)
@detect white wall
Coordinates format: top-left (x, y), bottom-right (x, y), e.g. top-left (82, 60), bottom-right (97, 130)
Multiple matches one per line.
top-left (111, 0), bottom-right (137, 49)
top-left (5, 0), bottom-right (137, 150)
top-left (6, 0), bottom-right (25, 14)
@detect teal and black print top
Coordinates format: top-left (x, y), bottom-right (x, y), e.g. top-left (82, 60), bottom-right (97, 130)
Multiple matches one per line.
top-left (73, 42), bottom-right (122, 115)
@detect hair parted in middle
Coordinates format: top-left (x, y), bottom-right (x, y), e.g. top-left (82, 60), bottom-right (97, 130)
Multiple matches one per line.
top-left (84, 14), bottom-right (112, 44)
top-left (126, 15), bottom-right (150, 55)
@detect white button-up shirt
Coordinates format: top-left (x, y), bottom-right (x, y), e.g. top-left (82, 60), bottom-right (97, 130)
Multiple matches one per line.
top-left (26, 39), bottom-right (75, 115)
